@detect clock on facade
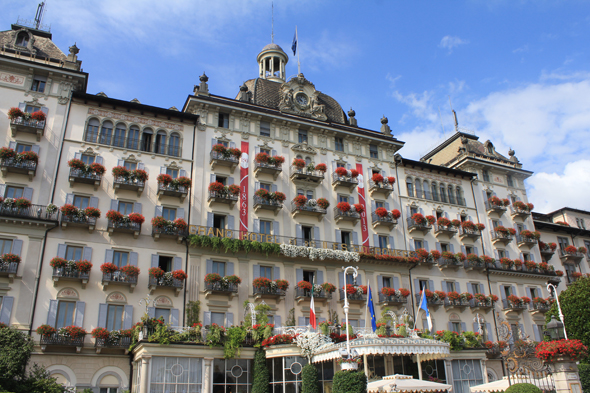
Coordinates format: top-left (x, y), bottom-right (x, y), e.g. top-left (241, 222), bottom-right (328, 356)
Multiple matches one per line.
top-left (295, 92), bottom-right (308, 107)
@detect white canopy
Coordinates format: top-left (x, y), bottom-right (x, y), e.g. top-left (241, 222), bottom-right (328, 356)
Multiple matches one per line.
top-left (367, 374), bottom-right (453, 393)
top-left (469, 376), bottom-right (554, 393)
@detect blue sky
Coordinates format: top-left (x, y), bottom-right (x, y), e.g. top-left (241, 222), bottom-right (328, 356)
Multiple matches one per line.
top-left (3, 0), bottom-right (590, 213)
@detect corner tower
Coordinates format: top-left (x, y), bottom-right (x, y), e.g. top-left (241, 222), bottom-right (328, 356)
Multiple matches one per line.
top-left (257, 43), bottom-right (288, 82)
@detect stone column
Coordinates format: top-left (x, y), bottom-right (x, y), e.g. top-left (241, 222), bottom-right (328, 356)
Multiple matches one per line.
top-left (139, 355), bottom-right (151, 393)
top-left (203, 357), bottom-right (214, 393)
top-left (550, 357), bottom-right (583, 393)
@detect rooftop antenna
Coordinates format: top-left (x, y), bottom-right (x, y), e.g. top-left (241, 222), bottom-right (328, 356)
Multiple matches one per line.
top-left (449, 96), bottom-right (458, 131)
top-left (34, 2), bottom-right (46, 30)
top-left (271, 1), bottom-right (274, 43)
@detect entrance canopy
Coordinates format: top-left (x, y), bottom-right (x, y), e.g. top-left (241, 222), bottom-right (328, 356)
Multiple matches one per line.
top-left (311, 337), bottom-right (450, 363)
top-left (368, 374), bottom-right (453, 393)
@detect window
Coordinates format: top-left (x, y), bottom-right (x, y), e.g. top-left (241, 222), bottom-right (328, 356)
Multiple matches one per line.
top-left (503, 286), bottom-right (512, 298)
top-left (15, 144), bottom-right (31, 153)
top-left (55, 301), bottom-right (75, 329)
top-left (99, 121), bottom-right (113, 145)
top-left (66, 246), bottom-right (83, 261)
top-left (155, 308), bottom-right (170, 323)
top-left (155, 131), bottom-right (166, 154)
top-left (81, 154), bottom-right (95, 165)
top-left (431, 183), bottom-right (439, 201)
top-left (456, 187), bottom-right (464, 205)
top-left (439, 184), bottom-right (447, 203)
top-left (213, 359), bottom-right (251, 393)
top-left (212, 261), bottom-right (226, 276)
top-left (218, 113), bottom-right (229, 128)
top-left (260, 121), bottom-right (271, 137)
top-left (451, 322), bottom-right (461, 333)
top-left (375, 201), bottom-right (384, 209)
top-left (482, 170), bottom-right (490, 182)
top-left (118, 201), bottom-right (133, 215)
top-left (492, 220), bottom-right (499, 229)
top-left (85, 119), bottom-right (100, 143)
top-left (127, 126), bottom-right (140, 150)
top-left (406, 178), bottom-right (414, 197)
top-left (440, 243), bottom-right (449, 252)
top-left (446, 281), bottom-right (456, 292)
top-left (168, 133), bottom-right (180, 157)
top-left (113, 123), bottom-right (126, 147)
top-left (213, 214), bottom-right (225, 229)
top-left (124, 161), bottom-right (137, 171)
top-left (100, 388), bottom-right (117, 393)
top-left (507, 175), bottom-right (514, 187)
top-left (418, 280), bottom-right (428, 291)
top-left (557, 237), bottom-right (569, 250)
top-left (211, 312), bottom-right (225, 326)
top-left (470, 283), bottom-right (480, 294)
top-left (335, 137), bottom-right (344, 152)
top-left (113, 251), bottom-right (128, 268)
top-left (260, 183), bottom-right (271, 191)
top-left (0, 239), bottom-right (13, 255)
top-left (414, 239), bottom-right (423, 250)
top-left (298, 130), bottom-right (307, 143)
top-left (369, 144), bottom-right (378, 158)
top-left (260, 220), bottom-right (272, 235)
top-left (337, 195), bottom-right (349, 203)
top-left (465, 246), bottom-right (474, 254)
top-left (151, 357), bottom-right (202, 392)
top-left (415, 180), bottom-right (423, 199)
top-left (31, 77), bottom-right (46, 93)
top-left (511, 195), bottom-right (517, 204)
top-left (523, 253), bottom-right (531, 261)
top-left (303, 270), bottom-right (315, 283)
top-left (576, 218), bottom-right (581, 228)
top-left (382, 277), bottom-right (392, 288)
top-left (158, 256), bottom-right (173, 272)
top-left (302, 226), bottom-right (313, 243)
top-left (260, 266), bottom-right (273, 279)
top-left (306, 190), bottom-right (314, 200)
top-left (15, 32), bottom-right (29, 47)
top-left (529, 287), bottom-right (538, 299)
top-left (378, 236), bottom-right (389, 249)
top-left (341, 231), bottom-right (351, 247)
top-left (106, 304), bottom-right (124, 331)
top-left (162, 207), bottom-right (177, 221)
top-left (5, 186), bottom-right (23, 199)
top-left (346, 274), bottom-right (355, 285)
top-left (451, 359), bottom-right (484, 393)
top-left (140, 129), bottom-right (153, 152)
top-left (166, 168), bottom-right (178, 178)
top-left (410, 207), bottom-right (418, 216)
top-left (261, 148), bottom-right (271, 155)
top-left (448, 186), bottom-right (456, 204)
top-left (215, 176), bottom-right (227, 185)
top-left (436, 211), bottom-right (443, 219)
top-left (497, 249), bottom-right (506, 258)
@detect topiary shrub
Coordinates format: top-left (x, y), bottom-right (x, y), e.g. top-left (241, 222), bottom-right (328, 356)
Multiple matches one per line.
top-left (504, 383), bottom-right (542, 393)
top-left (252, 349), bottom-right (269, 393)
top-left (302, 363), bottom-right (320, 393)
top-left (332, 370), bottom-right (367, 393)
top-left (579, 363), bottom-right (590, 393)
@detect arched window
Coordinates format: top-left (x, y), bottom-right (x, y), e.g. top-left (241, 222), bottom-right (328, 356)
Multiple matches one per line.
top-left (113, 123), bottom-right (126, 147)
top-left (140, 128), bottom-right (153, 152)
top-left (99, 121), bottom-right (113, 145)
top-left (154, 131), bottom-right (167, 154)
top-left (439, 183), bottom-right (447, 203)
top-left (423, 181), bottom-right (431, 200)
top-left (85, 119), bottom-right (100, 143)
top-left (448, 185), bottom-right (456, 204)
top-left (415, 178), bottom-right (423, 199)
top-left (456, 187), bottom-right (463, 205)
top-left (431, 183), bottom-right (439, 201)
top-left (15, 32), bottom-right (29, 47)
top-left (406, 178), bottom-right (414, 197)
top-left (305, 157), bottom-right (311, 165)
top-left (127, 126), bottom-right (139, 150)
top-left (168, 133), bottom-right (180, 157)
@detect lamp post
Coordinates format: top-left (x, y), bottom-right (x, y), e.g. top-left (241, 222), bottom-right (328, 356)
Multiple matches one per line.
top-left (546, 283), bottom-right (568, 339)
top-left (342, 265), bottom-right (358, 359)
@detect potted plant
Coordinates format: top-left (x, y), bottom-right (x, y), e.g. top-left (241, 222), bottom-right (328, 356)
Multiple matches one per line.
top-left (321, 282), bottom-right (336, 293)
top-left (14, 197), bottom-right (31, 209)
top-left (227, 184), bottom-right (240, 195)
top-left (208, 181), bottom-right (225, 194)
top-left (391, 209), bottom-right (401, 219)
top-left (89, 162), bottom-right (106, 175)
top-left (31, 111), bottom-right (46, 121)
top-left (375, 207), bottom-right (388, 218)
top-left (507, 294), bottom-right (520, 305)
top-left (128, 213), bottom-right (145, 225)
top-left (76, 260), bottom-right (93, 273)
top-left (120, 265), bottom-right (140, 277)
top-left (272, 191), bottom-right (286, 202)
top-left (350, 169), bottom-right (359, 178)
top-left (60, 326), bottom-right (87, 339)
top-left (149, 267), bottom-right (165, 279)
top-left (274, 279), bottom-right (289, 291)
top-left (176, 176), bottom-right (192, 189)
top-left (437, 217), bottom-right (451, 227)
top-left (19, 151), bottom-right (38, 163)
top-left (112, 166), bottom-right (130, 178)
top-left (255, 152), bottom-right (270, 164)
top-left (398, 288), bottom-right (410, 297)
top-left (84, 207), bottom-right (101, 219)
top-left (229, 147), bottom-right (242, 159)
top-left (157, 173), bottom-right (173, 186)
top-left (315, 163), bottom-right (327, 172)
top-left (535, 339), bottom-right (589, 362)
top-left (255, 189), bottom-right (269, 199)
top-left (100, 262), bottom-right (119, 274)
top-left (425, 215), bottom-right (436, 225)
top-left (172, 270), bottom-right (187, 281)
top-left (132, 169), bottom-right (148, 182)
top-left (297, 280), bottom-right (312, 291)
top-left (353, 203), bottom-right (364, 213)
top-left (91, 327), bottom-right (110, 341)
top-left (212, 143), bottom-right (227, 155)
top-left (271, 155), bottom-right (285, 166)
top-left (36, 324), bottom-right (57, 337)
top-left (372, 173), bottom-right (384, 184)
top-left (476, 223), bottom-right (486, 231)
top-left (441, 251), bottom-right (454, 260)
top-left (225, 275), bottom-right (242, 285)
top-left (317, 198), bottom-right (329, 209)
top-left (411, 213), bottom-right (426, 225)
top-left (336, 201), bottom-right (351, 212)
top-left (151, 216), bottom-right (167, 229)
top-left (106, 210), bottom-right (124, 222)
top-left (1, 253), bottom-right (21, 264)
top-left (447, 291), bottom-right (460, 302)
top-left (335, 167), bottom-right (348, 177)
top-left (49, 257), bottom-right (67, 269)
top-left (253, 277), bottom-right (271, 289)
top-left (174, 218), bottom-right (188, 231)
top-left (430, 250), bottom-right (441, 259)
top-left (60, 204), bottom-right (78, 217)
top-left (293, 195), bottom-right (307, 208)
top-left (0, 147), bottom-right (16, 160)
top-left (7, 107), bottom-right (25, 120)
top-left (500, 257), bottom-right (513, 268)
top-left (292, 158), bottom-right (306, 170)
top-left (416, 248), bottom-right (429, 260)
top-left (564, 245), bottom-right (578, 254)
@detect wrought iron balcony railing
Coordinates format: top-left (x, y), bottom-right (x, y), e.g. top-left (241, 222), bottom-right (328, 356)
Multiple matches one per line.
top-left (40, 333), bottom-right (85, 347)
top-left (295, 287), bottom-right (331, 299)
top-left (205, 281), bottom-right (239, 294)
top-left (339, 289), bottom-right (367, 302)
top-left (94, 336), bottom-right (132, 348)
top-left (102, 271), bottom-right (138, 286)
top-left (253, 286), bottom-right (286, 297)
top-left (0, 204), bottom-right (59, 222)
top-left (10, 117), bottom-right (45, 140)
top-left (289, 165), bottom-right (325, 183)
top-left (377, 293), bottom-right (408, 305)
top-left (0, 157), bottom-right (37, 179)
top-left (148, 276), bottom-right (184, 289)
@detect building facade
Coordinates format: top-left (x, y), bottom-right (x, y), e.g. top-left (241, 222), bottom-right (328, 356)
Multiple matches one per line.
top-left (0, 20), bottom-right (587, 393)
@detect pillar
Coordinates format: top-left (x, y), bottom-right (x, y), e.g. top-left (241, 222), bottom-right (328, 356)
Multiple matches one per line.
top-left (203, 357), bottom-right (213, 393)
top-left (139, 355), bottom-right (151, 393)
top-left (551, 357), bottom-right (583, 393)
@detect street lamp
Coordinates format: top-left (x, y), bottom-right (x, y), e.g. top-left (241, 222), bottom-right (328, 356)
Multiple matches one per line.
top-left (546, 283), bottom-right (568, 339)
top-left (342, 265), bottom-right (358, 359)
top-left (545, 315), bottom-right (566, 340)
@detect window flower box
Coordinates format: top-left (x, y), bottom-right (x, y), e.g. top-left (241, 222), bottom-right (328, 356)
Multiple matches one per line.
top-left (539, 241), bottom-right (557, 257)
top-left (463, 254), bottom-right (486, 271)
top-left (291, 197), bottom-right (328, 221)
top-left (51, 258), bottom-right (92, 288)
top-left (332, 168), bottom-right (359, 192)
top-left (289, 163), bottom-right (325, 185)
top-left (510, 201), bottom-right (532, 220)
top-left (503, 295), bottom-right (529, 312)
top-left (485, 197), bottom-right (508, 216)
top-left (252, 277), bottom-right (288, 301)
top-left (559, 246), bottom-right (585, 264)
top-left (9, 108), bottom-right (46, 141)
top-left (204, 274), bottom-right (241, 298)
top-left (0, 148), bottom-right (38, 180)
top-left (339, 286), bottom-right (367, 303)
top-left (368, 174), bottom-right (395, 198)
top-left (254, 153), bottom-right (285, 180)
top-left (157, 175), bottom-right (190, 202)
top-left (294, 284), bottom-right (331, 303)
top-left (210, 144), bottom-right (241, 171)
top-left (68, 159), bottom-right (105, 190)
top-left (0, 253), bottom-right (20, 282)
top-left (333, 203), bottom-right (362, 225)
top-left (406, 213), bottom-right (432, 235)
top-left (208, 182), bottom-right (239, 208)
top-left (60, 204), bottom-right (98, 233)
top-left (112, 166), bottom-right (148, 196)
top-left (253, 189), bottom-right (285, 215)
top-left (470, 294), bottom-right (496, 311)
top-left (437, 252), bottom-right (463, 270)
top-left (434, 219), bottom-right (458, 239)
top-left (371, 208), bottom-right (399, 230)
top-left (39, 329), bottom-right (86, 352)
top-left (414, 290), bottom-right (444, 308)
top-left (106, 210), bottom-right (144, 238)
top-left (491, 226), bottom-right (515, 245)
top-left (378, 287), bottom-right (409, 307)
top-left (516, 233), bottom-right (538, 249)
top-left (151, 217), bottom-right (188, 243)
top-left (148, 270), bottom-right (185, 297)
top-left (458, 221), bottom-right (484, 241)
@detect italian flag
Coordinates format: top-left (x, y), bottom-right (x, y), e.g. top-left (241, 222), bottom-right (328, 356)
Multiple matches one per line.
top-left (310, 279), bottom-right (317, 329)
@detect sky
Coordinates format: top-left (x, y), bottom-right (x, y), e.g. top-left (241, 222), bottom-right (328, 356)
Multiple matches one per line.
top-left (3, 0), bottom-right (590, 213)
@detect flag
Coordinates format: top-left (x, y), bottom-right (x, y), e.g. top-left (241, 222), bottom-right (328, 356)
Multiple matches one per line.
top-left (291, 29), bottom-right (297, 55)
top-left (419, 289), bottom-right (433, 331)
top-left (309, 278), bottom-right (316, 329)
top-left (367, 285), bottom-right (377, 332)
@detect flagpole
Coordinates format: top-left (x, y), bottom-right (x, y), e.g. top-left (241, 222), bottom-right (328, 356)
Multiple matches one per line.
top-left (364, 287), bottom-right (369, 332)
top-left (296, 26), bottom-right (301, 75)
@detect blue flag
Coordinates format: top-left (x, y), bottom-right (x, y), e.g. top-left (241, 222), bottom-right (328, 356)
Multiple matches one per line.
top-left (292, 30), bottom-right (297, 55)
top-left (419, 290), bottom-right (433, 331)
top-left (367, 285), bottom-right (377, 332)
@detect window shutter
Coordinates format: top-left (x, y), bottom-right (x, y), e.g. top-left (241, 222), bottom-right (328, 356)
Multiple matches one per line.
top-left (104, 249), bottom-right (114, 263)
top-left (83, 247), bottom-right (92, 261)
top-left (151, 255), bottom-right (159, 268)
top-left (89, 197), bottom-right (99, 209)
top-left (274, 315), bottom-right (282, 327)
top-left (230, 142), bottom-right (236, 149)
top-left (117, 159), bottom-right (125, 166)
top-left (486, 323), bottom-right (493, 341)
top-left (467, 284), bottom-right (473, 295)
top-left (296, 269), bottom-right (303, 283)
top-left (12, 239), bottom-right (22, 256)
top-left (123, 305), bottom-right (134, 329)
top-left (371, 200), bottom-right (376, 210)
top-left (138, 162), bottom-right (145, 171)
top-left (271, 149), bottom-right (277, 156)
top-left (47, 300), bottom-right (58, 326)
top-left (179, 169), bottom-right (187, 177)
top-left (409, 241), bottom-right (415, 251)
top-left (297, 317), bottom-right (305, 326)
top-left (461, 322), bottom-right (467, 333)
top-left (253, 265), bottom-right (260, 279)
top-left (500, 286), bottom-right (507, 301)
top-left (424, 241), bottom-right (429, 251)
top-left (0, 296), bottom-right (14, 325)
top-left (273, 221), bottom-right (279, 236)
top-left (436, 242), bottom-right (442, 252)
top-left (98, 303), bottom-right (108, 328)
top-left (449, 244), bottom-right (455, 253)
top-left (525, 287), bottom-right (532, 304)
top-left (474, 247), bottom-right (479, 256)
top-left (533, 325), bottom-right (541, 342)
top-left (226, 312), bottom-right (234, 327)
top-left (65, 193), bottom-right (74, 205)
top-left (296, 225), bottom-right (303, 244)
top-left (385, 202), bottom-right (390, 210)
top-left (173, 257), bottom-right (182, 271)
top-left (30, 145), bottom-right (40, 155)
top-left (414, 279), bottom-right (419, 293)
top-left (255, 146), bottom-right (260, 155)
top-left (274, 266), bottom-right (280, 279)
top-left (110, 199), bottom-right (119, 211)
top-left (428, 280), bottom-right (434, 291)
top-left (226, 262), bottom-right (234, 276)
top-left (74, 301), bottom-right (85, 327)
top-left (0, 184), bottom-right (5, 198)
top-left (339, 272), bottom-right (345, 287)
top-left (133, 203), bottom-right (142, 214)
top-left (448, 322), bottom-right (454, 331)
top-left (473, 322), bottom-right (479, 333)
top-left (210, 174), bottom-right (216, 183)
top-left (352, 231), bottom-right (358, 246)
top-left (377, 275), bottom-right (383, 292)
top-left (130, 252), bottom-right (138, 266)
top-left (171, 309), bottom-right (179, 326)
top-left (57, 244), bottom-right (67, 258)
top-left (393, 277), bottom-right (400, 289)
top-left (373, 234), bottom-right (379, 247)
top-left (313, 226), bottom-right (320, 243)
top-left (511, 286), bottom-right (517, 296)
top-left (360, 319), bottom-right (366, 328)
top-left (455, 282), bottom-right (461, 293)
top-left (356, 274), bottom-right (362, 285)
top-left (272, 184), bottom-right (278, 192)
top-left (253, 219), bottom-right (260, 233)
top-left (74, 152), bottom-right (82, 159)
top-left (335, 230), bottom-right (341, 243)
top-left (419, 207), bottom-right (424, 215)
top-left (255, 182), bottom-right (260, 190)
top-left (160, 166), bottom-right (166, 174)
top-left (350, 196), bottom-right (355, 204)
top-left (207, 213), bottom-right (213, 227)
top-left (228, 215), bottom-right (235, 230)
top-left (228, 177), bottom-right (234, 185)
top-left (177, 208), bottom-right (185, 220)
top-left (211, 138), bottom-right (217, 147)
top-left (148, 307), bottom-right (156, 318)
top-left (155, 205), bottom-right (163, 217)
top-left (18, 102), bottom-right (26, 111)
top-left (316, 270), bottom-right (324, 284)
top-left (23, 187), bottom-right (33, 201)
top-left (95, 156), bottom-right (104, 165)
top-left (519, 324), bottom-right (525, 339)
top-left (206, 260), bottom-right (213, 274)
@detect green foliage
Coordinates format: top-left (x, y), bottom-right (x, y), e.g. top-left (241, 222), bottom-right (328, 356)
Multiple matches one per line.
top-left (188, 235), bottom-right (280, 256)
top-left (206, 324), bottom-right (225, 348)
top-left (504, 383), bottom-right (542, 393)
top-left (436, 330), bottom-right (464, 351)
top-left (185, 300), bottom-right (201, 326)
top-left (15, 364), bottom-right (64, 393)
top-left (255, 303), bottom-right (271, 325)
top-left (82, 389), bottom-right (94, 393)
top-left (148, 323), bottom-right (175, 345)
top-left (578, 363), bottom-right (590, 393)
top-left (462, 331), bottom-right (483, 348)
top-left (224, 326), bottom-right (246, 358)
top-left (332, 370), bottom-right (367, 393)
top-left (302, 363), bottom-right (320, 393)
top-left (252, 349), bottom-right (269, 393)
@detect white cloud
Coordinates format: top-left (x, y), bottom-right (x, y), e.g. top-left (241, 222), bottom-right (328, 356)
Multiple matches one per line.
top-left (439, 35), bottom-right (469, 53)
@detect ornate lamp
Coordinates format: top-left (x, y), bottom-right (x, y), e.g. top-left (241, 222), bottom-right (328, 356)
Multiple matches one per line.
top-left (545, 315), bottom-right (566, 340)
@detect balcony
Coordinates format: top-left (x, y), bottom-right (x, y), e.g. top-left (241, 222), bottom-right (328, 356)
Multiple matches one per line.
top-left (406, 218), bottom-right (432, 235)
top-left (488, 263), bottom-right (559, 279)
top-left (485, 201), bottom-right (506, 216)
top-left (437, 258), bottom-right (462, 270)
top-left (294, 287), bottom-right (331, 304)
top-left (148, 276), bottom-right (183, 297)
top-left (377, 293), bottom-right (408, 307)
top-left (69, 168), bottom-right (102, 190)
top-left (61, 214), bottom-right (96, 233)
top-left (0, 261), bottom-right (18, 283)
top-left (52, 267), bottom-right (90, 288)
top-left (291, 201), bottom-right (327, 222)
top-left (516, 235), bottom-right (537, 249)
top-left (204, 282), bottom-right (239, 298)
top-left (464, 259), bottom-right (486, 271)
top-left (152, 226), bottom-right (187, 244)
top-left (253, 195), bottom-right (282, 215)
top-left (470, 299), bottom-right (494, 312)
top-left (331, 172), bottom-right (358, 192)
top-left (339, 289), bottom-right (367, 304)
top-left (254, 161), bottom-right (282, 180)
top-left (459, 227), bottom-right (482, 242)
top-left (540, 244), bottom-right (556, 259)
top-left (559, 249), bottom-right (585, 265)
top-left (491, 231), bottom-right (513, 245)
top-left (208, 190), bottom-right (238, 209)
top-left (529, 302), bottom-right (551, 315)
top-left (444, 298), bottom-right (470, 310)
top-left (0, 157), bottom-right (37, 180)
top-left (371, 212), bottom-right (397, 230)
top-left (158, 184), bottom-right (188, 202)
top-left (210, 150), bottom-right (239, 171)
top-left (414, 294), bottom-right (444, 308)
top-left (113, 176), bottom-right (145, 196)
top-left (253, 286), bottom-right (286, 301)
top-left (334, 207), bottom-right (360, 225)
top-left (101, 271), bottom-right (138, 292)
top-left (289, 165), bottom-right (324, 186)
top-left (95, 336), bottom-right (132, 354)
top-left (10, 117), bottom-right (45, 141)
top-left (510, 206), bottom-right (531, 221)
top-left (107, 220), bottom-right (141, 238)
top-left (368, 180), bottom-right (394, 198)
top-left (40, 333), bottom-right (85, 352)
top-left (434, 224), bottom-right (458, 239)
top-left (0, 204), bottom-right (59, 225)
top-left (502, 299), bottom-right (527, 313)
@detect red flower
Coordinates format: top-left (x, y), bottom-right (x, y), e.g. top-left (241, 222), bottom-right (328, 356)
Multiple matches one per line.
top-left (157, 174), bottom-right (173, 186)
top-left (315, 163), bottom-right (327, 172)
top-left (292, 158), bottom-right (306, 169)
top-left (372, 173), bottom-right (384, 183)
top-left (149, 267), bottom-right (164, 278)
top-left (100, 262), bottom-right (119, 274)
top-left (335, 167), bottom-right (348, 177)
top-left (128, 213), bottom-right (145, 225)
top-left (375, 207), bottom-right (388, 218)
top-left (317, 198), bottom-right (330, 209)
top-left (172, 270), bottom-right (187, 281)
top-left (350, 169), bottom-right (359, 178)
top-left (353, 203), bottom-right (365, 214)
top-left (391, 209), bottom-right (401, 219)
top-left (293, 195), bottom-right (307, 207)
top-left (336, 202), bottom-right (351, 212)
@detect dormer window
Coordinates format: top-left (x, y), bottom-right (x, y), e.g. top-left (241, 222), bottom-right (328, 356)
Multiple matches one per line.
top-left (15, 32), bottom-right (29, 47)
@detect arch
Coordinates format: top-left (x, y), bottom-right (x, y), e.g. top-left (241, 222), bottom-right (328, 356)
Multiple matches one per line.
top-left (47, 365), bottom-right (77, 387)
top-left (304, 156), bottom-right (311, 165)
top-left (57, 287), bottom-right (79, 300)
top-left (91, 366), bottom-right (128, 390)
top-left (414, 178), bottom-right (423, 199)
top-left (154, 130), bottom-right (167, 155)
top-left (168, 132), bottom-right (181, 157)
top-left (487, 368), bottom-right (498, 382)
top-left (85, 118), bottom-right (100, 143)
top-left (154, 295), bottom-right (173, 308)
top-left (127, 125), bottom-right (140, 150)
top-left (140, 128), bottom-right (153, 152)
top-left (15, 31), bottom-right (30, 47)
top-left (99, 120), bottom-right (114, 145)
top-left (106, 291), bottom-right (127, 304)
top-left (406, 177), bottom-right (414, 197)
top-left (113, 122), bottom-right (127, 147)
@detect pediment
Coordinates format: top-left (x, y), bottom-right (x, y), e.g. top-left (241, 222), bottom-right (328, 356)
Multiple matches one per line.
top-left (278, 74), bottom-right (328, 121)
top-left (291, 142), bottom-right (317, 155)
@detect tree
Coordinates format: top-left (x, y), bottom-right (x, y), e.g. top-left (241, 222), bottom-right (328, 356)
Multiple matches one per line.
top-left (332, 370), bottom-right (366, 393)
top-left (252, 349), bottom-right (269, 393)
top-left (301, 363), bottom-right (320, 393)
top-left (504, 383), bottom-right (541, 393)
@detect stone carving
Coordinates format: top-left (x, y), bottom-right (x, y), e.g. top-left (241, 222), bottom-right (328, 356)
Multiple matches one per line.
top-left (0, 72), bottom-right (25, 86)
top-left (155, 296), bottom-right (172, 306)
top-left (57, 288), bottom-right (79, 299)
top-left (107, 292), bottom-right (127, 303)
top-left (278, 74), bottom-right (328, 121)
top-left (291, 141), bottom-right (317, 155)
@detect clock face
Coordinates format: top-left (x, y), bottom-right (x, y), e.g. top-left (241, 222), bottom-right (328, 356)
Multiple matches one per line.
top-left (295, 93), bottom-right (308, 106)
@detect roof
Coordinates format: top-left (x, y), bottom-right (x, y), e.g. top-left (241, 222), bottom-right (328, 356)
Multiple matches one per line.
top-left (0, 24), bottom-right (67, 62)
top-left (421, 131), bottom-right (478, 161)
top-left (398, 156), bottom-right (477, 179)
top-left (261, 43), bottom-right (285, 52)
top-left (238, 78), bottom-right (347, 124)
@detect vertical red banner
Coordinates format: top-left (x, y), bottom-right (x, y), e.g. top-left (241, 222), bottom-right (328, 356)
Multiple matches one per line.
top-left (239, 142), bottom-right (249, 236)
top-left (356, 163), bottom-right (370, 253)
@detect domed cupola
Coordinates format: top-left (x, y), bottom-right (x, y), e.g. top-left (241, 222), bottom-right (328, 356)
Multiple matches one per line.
top-left (257, 43), bottom-right (289, 82)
